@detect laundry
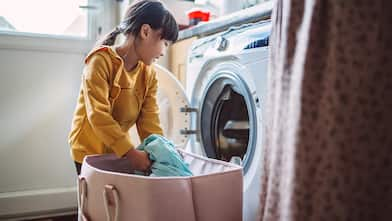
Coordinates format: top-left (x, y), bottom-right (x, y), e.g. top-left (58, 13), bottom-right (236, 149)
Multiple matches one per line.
top-left (136, 134), bottom-right (193, 177)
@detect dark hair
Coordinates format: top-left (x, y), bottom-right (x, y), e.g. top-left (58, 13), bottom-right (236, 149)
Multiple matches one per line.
top-left (98, 0), bottom-right (178, 46)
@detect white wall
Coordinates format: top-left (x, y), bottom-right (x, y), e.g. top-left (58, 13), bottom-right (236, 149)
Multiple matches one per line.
top-left (0, 37), bottom-right (88, 219)
top-left (161, 0), bottom-right (196, 25)
top-left (0, 0), bottom-right (117, 218)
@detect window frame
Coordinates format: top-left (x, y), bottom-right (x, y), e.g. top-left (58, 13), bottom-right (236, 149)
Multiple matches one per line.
top-left (0, 31), bottom-right (94, 53)
top-left (0, 0), bottom-right (102, 53)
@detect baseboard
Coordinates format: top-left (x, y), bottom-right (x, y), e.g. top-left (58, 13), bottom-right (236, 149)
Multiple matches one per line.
top-left (0, 187), bottom-right (77, 220)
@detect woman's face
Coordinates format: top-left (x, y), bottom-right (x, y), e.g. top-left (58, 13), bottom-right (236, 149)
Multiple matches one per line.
top-left (136, 25), bottom-right (170, 65)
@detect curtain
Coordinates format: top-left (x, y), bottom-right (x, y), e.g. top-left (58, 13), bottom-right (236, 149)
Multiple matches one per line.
top-left (259, 1), bottom-right (392, 220)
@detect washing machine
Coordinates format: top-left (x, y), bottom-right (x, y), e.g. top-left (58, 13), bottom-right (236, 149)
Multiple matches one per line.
top-left (131, 20), bottom-right (271, 221)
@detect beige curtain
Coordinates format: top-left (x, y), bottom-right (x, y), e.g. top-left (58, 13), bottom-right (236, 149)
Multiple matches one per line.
top-left (259, 1), bottom-right (392, 220)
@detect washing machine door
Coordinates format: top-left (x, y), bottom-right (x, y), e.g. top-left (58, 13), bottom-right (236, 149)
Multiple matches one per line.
top-left (129, 64), bottom-right (191, 149)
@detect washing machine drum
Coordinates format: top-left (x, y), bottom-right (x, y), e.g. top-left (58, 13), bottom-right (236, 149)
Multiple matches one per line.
top-left (128, 64), bottom-right (191, 148)
top-left (199, 76), bottom-right (252, 164)
top-left (129, 64), bottom-right (254, 169)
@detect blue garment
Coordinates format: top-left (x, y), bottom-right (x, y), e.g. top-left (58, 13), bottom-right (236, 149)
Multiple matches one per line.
top-left (136, 134), bottom-right (193, 177)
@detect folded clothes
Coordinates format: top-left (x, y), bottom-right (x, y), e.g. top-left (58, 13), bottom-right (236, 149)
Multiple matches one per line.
top-left (137, 134), bottom-right (193, 177)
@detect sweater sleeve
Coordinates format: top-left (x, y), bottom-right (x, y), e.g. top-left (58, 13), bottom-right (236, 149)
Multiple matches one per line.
top-left (136, 69), bottom-right (164, 141)
top-left (82, 54), bottom-right (134, 157)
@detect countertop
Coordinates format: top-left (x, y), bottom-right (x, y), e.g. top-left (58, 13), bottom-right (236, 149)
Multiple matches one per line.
top-left (178, 1), bottom-right (274, 41)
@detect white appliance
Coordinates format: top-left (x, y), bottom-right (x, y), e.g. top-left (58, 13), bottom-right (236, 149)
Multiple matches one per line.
top-left (145, 21), bottom-right (271, 221)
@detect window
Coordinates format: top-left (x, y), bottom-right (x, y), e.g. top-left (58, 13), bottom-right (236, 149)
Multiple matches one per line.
top-left (0, 0), bottom-right (90, 38)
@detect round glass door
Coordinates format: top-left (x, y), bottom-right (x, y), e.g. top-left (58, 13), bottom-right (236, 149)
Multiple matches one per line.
top-left (199, 71), bottom-right (257, 172)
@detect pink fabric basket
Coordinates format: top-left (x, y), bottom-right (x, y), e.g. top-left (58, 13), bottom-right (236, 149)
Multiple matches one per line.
top-left (78, 149), bottom-right (243, 221)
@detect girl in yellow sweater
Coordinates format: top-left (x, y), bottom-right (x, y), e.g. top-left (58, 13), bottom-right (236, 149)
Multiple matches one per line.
top-left (68, 0), bottom-right (178, 175)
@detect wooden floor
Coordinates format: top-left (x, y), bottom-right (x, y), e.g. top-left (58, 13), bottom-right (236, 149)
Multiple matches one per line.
top-left (30, 214), bottom-right (78, 221)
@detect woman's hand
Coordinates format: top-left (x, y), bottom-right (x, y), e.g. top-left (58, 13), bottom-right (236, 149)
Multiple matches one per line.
top-left (125, 148), bottom-right (151, 172)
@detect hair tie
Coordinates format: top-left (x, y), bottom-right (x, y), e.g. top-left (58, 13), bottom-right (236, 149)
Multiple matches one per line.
top-left (117, 22), bottom-right (127, 32)
top-left (111, 26), bottom-right (121, 35)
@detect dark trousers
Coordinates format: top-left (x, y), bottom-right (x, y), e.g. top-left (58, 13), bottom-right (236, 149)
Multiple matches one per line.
top-left (74, 161), bottom-right (82, 175)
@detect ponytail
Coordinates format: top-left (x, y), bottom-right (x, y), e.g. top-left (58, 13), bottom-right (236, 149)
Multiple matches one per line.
top-left (95, 27), bottom-right (122, 47)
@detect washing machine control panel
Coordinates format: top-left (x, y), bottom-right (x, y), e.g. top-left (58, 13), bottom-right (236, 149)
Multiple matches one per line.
top-left (215, 36), bottom-right (229, 51)
top-left (189, 20), bottom-right (271, 63)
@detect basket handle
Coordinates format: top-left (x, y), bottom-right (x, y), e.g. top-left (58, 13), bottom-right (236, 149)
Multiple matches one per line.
top-left (103, 184), bottom-right (120, 221)
top-left (78, 176), bottom-right (90, 221)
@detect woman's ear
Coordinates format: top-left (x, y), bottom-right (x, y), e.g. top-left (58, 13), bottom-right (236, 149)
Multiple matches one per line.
top-left (140, 24), bottom-right (151, 40)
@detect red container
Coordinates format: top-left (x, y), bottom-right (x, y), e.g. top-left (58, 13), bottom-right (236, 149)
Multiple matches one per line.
top-left (187, 9), bottom-right (210, 25)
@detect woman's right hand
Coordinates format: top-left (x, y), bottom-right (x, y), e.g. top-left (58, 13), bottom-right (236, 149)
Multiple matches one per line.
top-left (125, 148), bottom-right (151, 172)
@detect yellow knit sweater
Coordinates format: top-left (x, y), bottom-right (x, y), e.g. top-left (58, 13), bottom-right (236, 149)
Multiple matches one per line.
top-left (69, 46), bottom-right (163, 163)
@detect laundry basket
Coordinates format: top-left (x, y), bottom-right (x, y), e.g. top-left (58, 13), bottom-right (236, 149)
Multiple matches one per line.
top-left (77, 149), bottom-right (243, 221)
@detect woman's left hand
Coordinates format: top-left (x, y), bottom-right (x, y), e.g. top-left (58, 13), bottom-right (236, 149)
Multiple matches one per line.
top-left (125, 148), bottom-right (151, 172)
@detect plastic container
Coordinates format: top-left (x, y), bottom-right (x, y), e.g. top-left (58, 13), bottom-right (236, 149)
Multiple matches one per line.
top-left (187, 9), bottom-right (210, 25)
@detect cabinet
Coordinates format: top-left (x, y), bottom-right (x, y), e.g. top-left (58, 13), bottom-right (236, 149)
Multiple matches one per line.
top-left (168, 37), bottom-right (198, 89)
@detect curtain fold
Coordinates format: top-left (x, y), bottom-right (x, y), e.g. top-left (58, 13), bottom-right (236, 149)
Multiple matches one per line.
top-left (259, 1), bottom-right (392, 220)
